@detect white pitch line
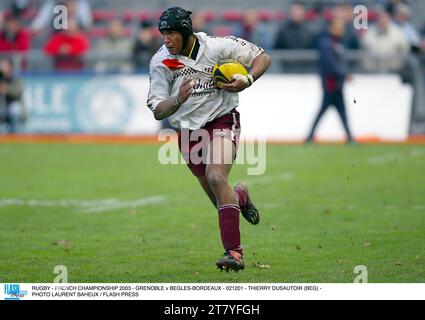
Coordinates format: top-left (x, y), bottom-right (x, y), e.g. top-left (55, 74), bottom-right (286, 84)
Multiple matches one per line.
top-left (411, 148), bottom-right (425, 157)
top-left (368, 148), bottom-right (425, 165)
top-left (262, 203), bottom-right (286, 209)
top-left (0, 198), bottom-right (118, 207)
top-left (261, 203), bottom-right (424, 211)
top-left (0, 196), bottom-right (166, 213)
top-left (83, 196), bottom-right (165, 213)
top-left (234, 172), bottom-right (294, 187)
top-left (368, 153), bottom-right (402, 165)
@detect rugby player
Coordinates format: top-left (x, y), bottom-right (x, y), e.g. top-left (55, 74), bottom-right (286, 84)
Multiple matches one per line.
top-left (147, 7), bottom-right (271, 271)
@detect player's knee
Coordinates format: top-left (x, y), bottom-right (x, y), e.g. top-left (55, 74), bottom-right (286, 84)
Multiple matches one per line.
top-left (206, 169), bottom-right (227, 190)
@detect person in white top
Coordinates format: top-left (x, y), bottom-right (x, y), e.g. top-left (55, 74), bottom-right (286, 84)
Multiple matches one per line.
top-left (362, 9), bottom-right (409, 72)
top-left (147, 7), bottom-right (271, 272)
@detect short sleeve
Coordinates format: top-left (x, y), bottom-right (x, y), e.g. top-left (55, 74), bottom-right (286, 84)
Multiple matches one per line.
top-left (146, 62), bottom-right (172, 112)
top-left (216, 36), bottom-right (264, 68)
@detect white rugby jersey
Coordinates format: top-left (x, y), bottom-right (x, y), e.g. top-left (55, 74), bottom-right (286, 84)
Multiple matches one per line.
top-left (147, 32), bottom-right (264, 130)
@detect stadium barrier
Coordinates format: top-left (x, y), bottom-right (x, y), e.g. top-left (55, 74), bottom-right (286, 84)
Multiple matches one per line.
top-left (1, 49), bottom-right (419, 140)
top-left (18, 73), bottom-right (412, 141)
top-left (2, 49), bottom-right (417, 74)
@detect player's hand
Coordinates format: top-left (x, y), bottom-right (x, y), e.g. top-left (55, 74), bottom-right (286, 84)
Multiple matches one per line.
top-left (220, 74), bottom-right (250, 93)
top-left (178, 78), bottom-right (195, 103)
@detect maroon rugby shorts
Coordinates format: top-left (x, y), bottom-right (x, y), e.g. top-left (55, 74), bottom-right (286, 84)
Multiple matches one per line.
top-left (178, 109), bottom-right (241, 177)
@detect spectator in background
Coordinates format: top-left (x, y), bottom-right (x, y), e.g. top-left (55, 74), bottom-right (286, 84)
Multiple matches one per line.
top-left (132, 21), bottom-right (161, 70)
top-left (333, 2), bottom-right (361, 50)
top-left (191, 11), bottom-right (211, 34)
top-left (421, 25), bottom-right (425, 53)
top-left (382, 0), bottom-right (409, 16)
top-left (306, 18), bottom-right (354, 144)
top-left (274, 2), bottom-right (314, 49)
top-left (44, 19), bottom-right (90, 71)
top-left (31, 0), bottom-right (92, 32)
top-left (10, 0), bottom-right (31, 18)
top-left (95, 19), bottom-right (132, 73)
top-left (393, 3), bottom-right (421, 52)
top-left (362, 9), bottom-right (409, 72)
top-left (0, 58), bottom-right (26, 133)
top-left (235, 10), bottom-right (273, 50)
top-left (0, 15), bottom-right (30, 52)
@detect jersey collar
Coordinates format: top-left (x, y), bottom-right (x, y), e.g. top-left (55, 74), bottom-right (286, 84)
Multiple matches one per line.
top-left (189, 37), bottom-right (200, 60)
top-left (176, 32), bottom-right (204, 62)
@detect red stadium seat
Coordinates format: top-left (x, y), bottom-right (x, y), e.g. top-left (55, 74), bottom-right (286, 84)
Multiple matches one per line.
top-left (122, 10), bottom-right (150, 22)
top-left (21, 8), bottom-right (38, 20)
top-left (274, 10), bottom-right (285, 21)
top-left (88, 27), bottom-right (109, 38)
top-left (212, 26), bottom-right (233, 37)
top-left (368, 9), bottom-right (379, 22)
top-left (2, 8), bottom-right (37, 21)
top-left (257, 10), bottom-right (273, 21)
top-left (305, 9), bottom-right (320, 21)
top-left (199, 10), bottom-right (216, 23)
top-left (92, 10), bottom-right (117, 22)
top-left (322, 8), bottom-right (334, 21)
top-left (151, 10), bottom-right (164, 21)
top-left (3, 10), bottom-right (11, 18)
top-left (222, 10), bottom-right (243, 22)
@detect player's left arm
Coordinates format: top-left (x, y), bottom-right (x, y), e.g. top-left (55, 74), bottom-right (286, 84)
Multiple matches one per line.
top-left (221, 52), bottom-right (271, 93)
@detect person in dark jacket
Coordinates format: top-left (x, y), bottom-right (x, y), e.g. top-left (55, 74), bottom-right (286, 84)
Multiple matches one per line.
top-left (306, 18), bottom-right (355, 144)
top-left (132, 21), bottom-right (162, 70)
top-left (274, 2), bottom-right (314, 50)
top-left (0, 58), bottom-right (25, 133)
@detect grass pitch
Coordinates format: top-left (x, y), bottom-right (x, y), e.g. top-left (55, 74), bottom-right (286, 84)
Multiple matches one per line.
top-left (0, 143), bottom-right (424, 283)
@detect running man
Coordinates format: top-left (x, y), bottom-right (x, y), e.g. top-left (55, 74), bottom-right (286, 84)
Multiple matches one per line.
top-left (147, 7), bottom-right (271, 271)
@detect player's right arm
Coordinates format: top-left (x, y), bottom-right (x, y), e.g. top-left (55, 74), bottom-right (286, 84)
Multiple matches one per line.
top-left (147, 54), bottom-right (194, 121)
top-left (153, 79), bottom-right (194, 120)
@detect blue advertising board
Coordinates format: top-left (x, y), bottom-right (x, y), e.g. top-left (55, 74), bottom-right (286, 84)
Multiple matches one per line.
top-left (22, 74), bottom-right (137, 133)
